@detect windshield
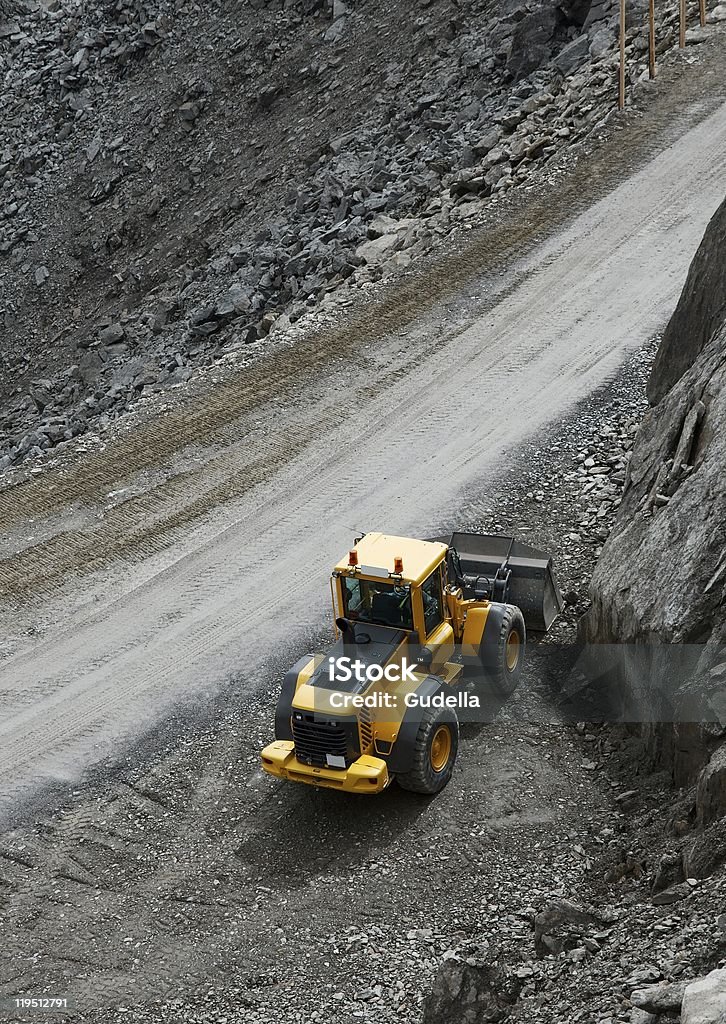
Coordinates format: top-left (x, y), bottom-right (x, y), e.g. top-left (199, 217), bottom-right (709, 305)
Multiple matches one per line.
top-left (341, 576), bottom-right (414, 630)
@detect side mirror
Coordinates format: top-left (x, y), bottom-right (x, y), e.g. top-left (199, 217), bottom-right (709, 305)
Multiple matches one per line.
top-left (337, 617), bottom-right (356, 644)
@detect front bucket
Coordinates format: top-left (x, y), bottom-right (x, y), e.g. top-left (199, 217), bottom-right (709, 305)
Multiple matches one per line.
top-left (432, 532), bottom-right (564, 632)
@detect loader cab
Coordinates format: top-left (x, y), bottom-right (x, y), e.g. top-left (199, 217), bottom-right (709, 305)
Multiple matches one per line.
top-left (331, 533), bottom-right (454, 669)
top-left (416, 562), bottom-right (455, 670)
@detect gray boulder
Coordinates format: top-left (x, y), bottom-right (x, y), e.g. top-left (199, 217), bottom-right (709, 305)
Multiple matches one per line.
top-left (559, 0), bottom-right (594, 25)
top-left (681, 969), bottom-right (726, 1024)
top-left (534, 899), bottom-right (608, 956)
top-left (584, 0), bottom-right (617, 28)
top-left (631, 980), bottom-right (688, 1014)
top-left (554, 34), bottom-right (590, 74)
top-left (589, 25), bottom-right (615, 57)
top-left (630, 1012), bottom-right (657, 1024)
top-left (422, 961), bottom-right (522, 1024)
top-left (355, 233), bottom-right (399, 267)
top-left (507, 7), bottom-right (560, 80)
top-left (99, 323), bottom-right (126, 345)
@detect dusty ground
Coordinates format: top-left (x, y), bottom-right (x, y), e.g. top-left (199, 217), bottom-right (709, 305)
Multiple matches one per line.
top-left (5, 346), bottom-right (723, 1024)
top-left (0, 347), bottom-right (653, 1024)
top-left (1, 31), bottom-right (726, 1024)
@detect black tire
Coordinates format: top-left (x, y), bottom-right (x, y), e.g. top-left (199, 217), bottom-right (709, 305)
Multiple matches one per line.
top-left (396, 707), bottom-right (459, 795)
top-left (481, 604), bottom-right (526, 696)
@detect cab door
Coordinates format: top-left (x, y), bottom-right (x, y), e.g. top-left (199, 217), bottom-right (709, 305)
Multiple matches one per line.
top-left (419, 564), bottom-right (455, 672)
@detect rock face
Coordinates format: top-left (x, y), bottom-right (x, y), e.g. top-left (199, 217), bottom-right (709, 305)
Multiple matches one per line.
top-left (630, 980), bottom-right (688, 1014)
top-left (583, 322), bottom-right (726, 648)
top-left (649, 197), bottom-right (726, 405)
top-left (695, 743), bottom-right (726, 827)
top-left (682, 817), bottom-right (726, 879)
top-left (507, 7), bottom-right (561, 79)
top-left (582, 194), bottom-right (726, 809)
top-left (582, 194), bottom-right (726, 667)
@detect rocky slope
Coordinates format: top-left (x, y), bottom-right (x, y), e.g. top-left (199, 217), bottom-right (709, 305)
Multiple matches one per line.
top-left (1, 0), bottom-right (720, 474)
top-left (578, 195), bottom-right (726, 1024)
top-left (583, 194), bottom-right (726, 741)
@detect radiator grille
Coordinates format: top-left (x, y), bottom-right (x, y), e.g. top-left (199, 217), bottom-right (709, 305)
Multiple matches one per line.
top-left (292, 713), bottom-right (354, 770)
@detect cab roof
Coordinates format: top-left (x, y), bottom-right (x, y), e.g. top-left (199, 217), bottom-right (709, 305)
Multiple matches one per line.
top-left (333, 532), bottom-right (448, 586)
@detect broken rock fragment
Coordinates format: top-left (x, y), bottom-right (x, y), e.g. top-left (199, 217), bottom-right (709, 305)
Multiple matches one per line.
top-left (422, 960), bottom-right (522, 1024)
top-left (533, 899), bottom-right (609, 956)
top-left (682, 970), bottom-right (726, 1024)
top-left (99, 323), bottom-right (125, 345)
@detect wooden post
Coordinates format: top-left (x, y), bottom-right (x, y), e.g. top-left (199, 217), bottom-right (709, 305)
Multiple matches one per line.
top-left (619, 0), bottom-right (626, 109)
top-left (649, 0), bottom-right (656, 78)
top-left (679, 0), bottom-right (687, 46)
top-left (699, 0), bottom-right (706, 26)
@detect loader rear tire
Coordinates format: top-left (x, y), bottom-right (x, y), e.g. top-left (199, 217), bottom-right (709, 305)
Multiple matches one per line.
top-left (484, 604), bottom-right (526, 697)
top-left (396, 707), bottom-right (459, 795)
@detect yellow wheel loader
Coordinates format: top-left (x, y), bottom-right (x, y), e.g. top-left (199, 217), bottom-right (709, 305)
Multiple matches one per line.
top-left (261, 532), bottom-right (562, 796)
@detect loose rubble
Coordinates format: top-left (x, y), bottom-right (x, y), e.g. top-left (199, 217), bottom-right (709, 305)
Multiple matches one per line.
top-left (1, 0), bottom-right (722, 475)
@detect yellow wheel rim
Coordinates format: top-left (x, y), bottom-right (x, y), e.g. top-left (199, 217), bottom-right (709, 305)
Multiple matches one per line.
top-left (430, 726), bottom-right (452, 772)
top-left (505, 629), bottom-right (521, 671)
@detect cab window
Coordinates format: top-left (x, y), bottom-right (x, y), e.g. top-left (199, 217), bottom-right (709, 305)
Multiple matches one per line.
top-left (342, 576), bottom-right (413, 630)
top-left (421, 568), bottom-right (444, 635)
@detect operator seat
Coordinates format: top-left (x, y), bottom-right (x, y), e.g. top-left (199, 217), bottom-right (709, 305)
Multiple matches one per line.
top-left (371, 591), bottom-right (403, 627)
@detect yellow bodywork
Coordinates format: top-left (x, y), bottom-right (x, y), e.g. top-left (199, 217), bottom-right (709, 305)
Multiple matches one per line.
top-left (332, 532), bottom-right (447, 585)
top-left (261, 740), bottom-right (391, 793)
top-left (261, 532), bottom-right (495, 794)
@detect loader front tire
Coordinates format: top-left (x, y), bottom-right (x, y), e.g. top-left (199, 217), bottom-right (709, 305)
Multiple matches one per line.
top-left (396, 707), bottom-right (459, 795)
top-left (484, 604), bottom-right (526, 696)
